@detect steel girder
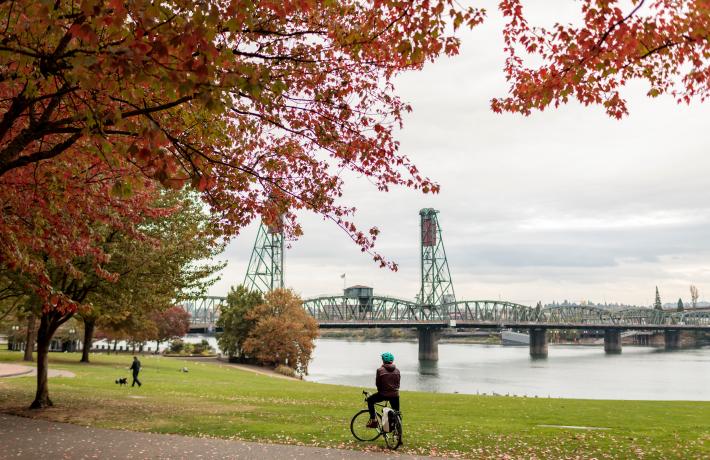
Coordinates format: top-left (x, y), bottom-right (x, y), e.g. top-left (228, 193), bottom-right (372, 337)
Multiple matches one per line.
top-left (540, 305), bottom-right (617, 325)
top-left (419, 208), bottom-right (455, 307)
top-left (180, 295), bottom-right (710, 328)
top-left (444, 300), bottom-right (540, 322)
top-left (243, 221), bottom-right (284, 294)
top-left (302, 295), bottom-right (419, 321)
top-left (180, 296), bottom-right (227, 325)
top-left (302, 297), bottom-right (537, 323)
top-left (668, 309), bottom-right (710, 326)
top-left (616, 308), bottom-right (710, 327)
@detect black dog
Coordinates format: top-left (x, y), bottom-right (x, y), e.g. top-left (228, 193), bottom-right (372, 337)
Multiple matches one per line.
top-left (115, 377), bottom-right (128, 386)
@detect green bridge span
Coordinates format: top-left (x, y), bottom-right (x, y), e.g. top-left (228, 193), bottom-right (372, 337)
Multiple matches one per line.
top-left (180, 209), bottom-right (710, 360)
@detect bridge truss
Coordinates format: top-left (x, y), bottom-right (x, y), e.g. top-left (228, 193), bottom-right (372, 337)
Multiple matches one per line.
top-left (243, 221), bottom-right (284, 294)
top-left (181, 296), bottom-right (227, 327)
top-left (180, 295), bottom-right (710, 329)
top-left (300, 297), bottom-right (710, 328)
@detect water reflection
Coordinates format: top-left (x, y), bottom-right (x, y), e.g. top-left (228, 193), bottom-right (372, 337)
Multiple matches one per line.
top-left (418, 360), bottom-right (438, 376)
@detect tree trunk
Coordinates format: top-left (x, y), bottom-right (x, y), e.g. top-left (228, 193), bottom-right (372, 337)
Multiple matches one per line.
top-left (30, 313), bottom-right (59, 409)
top-left (81, 320), bottom-right (95, 363)
top-left (23, 314), bottom-right (37, 362)
top-left (112, 339), bottom-right (117, 354)
top-left (155, 340), bottom-right (160, 354)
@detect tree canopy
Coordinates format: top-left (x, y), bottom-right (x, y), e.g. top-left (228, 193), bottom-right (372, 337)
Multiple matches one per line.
top-left (150, 306), bottom-right (192, 352)
top-left (0, 0), bottom-right (483, 306)
top-left (216, 285), bottom-right (263, 360)
top-left (494, 0), bottom-right (709, 118)
top-left (242, 288), bottom-right (319, 374)
top-left (2, 1), bottom-right (707, 314)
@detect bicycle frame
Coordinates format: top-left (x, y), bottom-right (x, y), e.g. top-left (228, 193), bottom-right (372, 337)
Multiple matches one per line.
top-left (356, 390), bottom-right (402, 449)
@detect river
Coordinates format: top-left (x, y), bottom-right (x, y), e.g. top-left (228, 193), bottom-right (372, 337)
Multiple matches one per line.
top-left (305, 338), bottom-right (710, 400)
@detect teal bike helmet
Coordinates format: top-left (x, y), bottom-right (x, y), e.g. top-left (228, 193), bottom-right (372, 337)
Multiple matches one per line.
top-left (381, 352), bottom-right (394, 363)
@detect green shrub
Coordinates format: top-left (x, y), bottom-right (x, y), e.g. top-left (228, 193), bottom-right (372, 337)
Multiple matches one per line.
top-left (192, 339), bottom-right (214, 355)
top-left (169, 339), bottom-right (184, 353)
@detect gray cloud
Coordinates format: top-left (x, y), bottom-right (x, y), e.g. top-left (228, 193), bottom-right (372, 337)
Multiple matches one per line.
top-left (209, 2), bottom-right (710, 307)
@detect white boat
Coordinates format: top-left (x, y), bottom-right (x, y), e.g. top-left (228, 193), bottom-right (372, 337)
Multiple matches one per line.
top-left (501, 329), bottom-right (530, 346)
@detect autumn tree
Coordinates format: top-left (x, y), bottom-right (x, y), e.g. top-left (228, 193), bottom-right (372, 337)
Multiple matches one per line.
top-left (216, 286), bottom-right (263, 361)
top-left (18, 181), bottom-right (222, 407)
top-left (0, 271), bottom-right (29, 324)
top-left (150, 306), bottom-right (191, 353)
top-left (78, 187), bottom-right (223, 363)
top-left (0, 0), bottom-right (481, 304)
top-left (690, 285), bottom-right (699, 308)
top-left (494, 1), bottom-right (710, 119)
top-left (242, 289), bottom-right (319, 374)
top-left (93, 327), bottom-right (127, 354)
top-left (0, 0), bottom-right (478, 408)
top-left (126, 318), bottom-right (159, 353)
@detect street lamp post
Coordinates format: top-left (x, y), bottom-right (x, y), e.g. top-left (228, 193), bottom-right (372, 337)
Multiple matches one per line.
top-left (69, 328), bottom-right (76, 352)
top-left (10, 325), bottom-right (20, 351)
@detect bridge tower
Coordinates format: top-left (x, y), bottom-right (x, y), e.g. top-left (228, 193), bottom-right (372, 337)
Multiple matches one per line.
top-left (419, 208), bottom-right (455, 308)
top-left (243, 221), bottom-right (284, 294)
top-left (417, 208), bottom-right (455, 361)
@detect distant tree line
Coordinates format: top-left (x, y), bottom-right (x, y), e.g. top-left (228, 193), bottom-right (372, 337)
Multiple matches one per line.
top-left (546, 284), bottom-right (705, 311)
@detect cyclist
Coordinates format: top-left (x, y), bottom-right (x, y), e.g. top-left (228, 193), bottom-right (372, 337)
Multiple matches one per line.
top-left (366, 352), bottom-right (400, 428)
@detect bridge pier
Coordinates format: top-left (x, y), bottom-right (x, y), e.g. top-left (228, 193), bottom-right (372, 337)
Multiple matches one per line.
top-left (604, 329), bottom-right (622, 354)
top-left (664, 330), bottom-right (680, 350)
top-left (418, 328), bottom-right (440, 361)
top-left (529, 328), bottom-right (548, 359)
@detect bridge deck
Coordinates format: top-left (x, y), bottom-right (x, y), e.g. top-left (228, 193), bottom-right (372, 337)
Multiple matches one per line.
top-left (317, 320), bottom-right (709, 331)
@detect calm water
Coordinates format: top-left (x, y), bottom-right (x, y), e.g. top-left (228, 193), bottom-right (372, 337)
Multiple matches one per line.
top-left (305, 339), bottom-right (710, 400)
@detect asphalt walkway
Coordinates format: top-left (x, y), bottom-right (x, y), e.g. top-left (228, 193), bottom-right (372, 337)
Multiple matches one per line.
top-left (0, 414), bottom-right (434, 459)
top-left (0, 362), bottom-right (75, 378)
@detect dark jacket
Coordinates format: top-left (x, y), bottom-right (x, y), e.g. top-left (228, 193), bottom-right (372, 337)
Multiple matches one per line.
top-left (375, 363), bottom-right (400, 397)
top-left (130, 359), bottom-right (141, 374)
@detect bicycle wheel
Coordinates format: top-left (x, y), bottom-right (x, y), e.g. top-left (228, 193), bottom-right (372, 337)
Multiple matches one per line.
top-left (350, 409), bottom-right (382, 441)
top-left (383, 413), bottom-right (402, 450)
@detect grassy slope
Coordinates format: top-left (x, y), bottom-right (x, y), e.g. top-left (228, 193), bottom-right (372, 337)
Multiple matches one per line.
top-left (0, 351), bottom-right (707, 459)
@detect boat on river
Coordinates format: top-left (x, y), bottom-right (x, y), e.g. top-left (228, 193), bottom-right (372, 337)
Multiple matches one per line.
top-left (501, 329), bottom-right (530, 346)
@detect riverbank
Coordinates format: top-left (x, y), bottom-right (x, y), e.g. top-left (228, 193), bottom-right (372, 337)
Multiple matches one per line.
top-left (177, 355), bottom-right (301, 380)
top-left (0, 351), bottom-right (707, 459)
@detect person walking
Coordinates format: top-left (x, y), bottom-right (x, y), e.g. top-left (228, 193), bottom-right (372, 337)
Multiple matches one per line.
top-left (129, 356), bottom-right (142, 387)
top-left (366, 352), bottom-right (400, 428)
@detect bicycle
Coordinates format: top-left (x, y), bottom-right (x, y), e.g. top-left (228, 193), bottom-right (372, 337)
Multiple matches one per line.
top-left (350, 390), bottom-right (403, 450)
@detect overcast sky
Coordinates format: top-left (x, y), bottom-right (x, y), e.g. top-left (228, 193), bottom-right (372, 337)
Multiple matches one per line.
top-left (209, 2), bottom-right (710, 307)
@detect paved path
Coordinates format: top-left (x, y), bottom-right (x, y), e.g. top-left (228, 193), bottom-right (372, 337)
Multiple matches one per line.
top-left (0, 414), bottom-right (434, 460)
top-left (0, 363), bottom-right (75, 378)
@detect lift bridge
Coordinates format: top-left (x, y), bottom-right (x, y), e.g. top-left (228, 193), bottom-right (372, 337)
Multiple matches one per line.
top-left (181, 209), bottom-right (710, 360)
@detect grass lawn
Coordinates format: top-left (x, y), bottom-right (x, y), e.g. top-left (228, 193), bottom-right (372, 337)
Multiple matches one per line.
top-left (0, 351), bottom-right (708, 459)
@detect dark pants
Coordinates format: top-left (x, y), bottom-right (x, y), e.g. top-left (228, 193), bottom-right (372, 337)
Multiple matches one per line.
top-left (132, 372), bottom-right (141, 387)
top-left (367, 393), bottom-right (399, 419)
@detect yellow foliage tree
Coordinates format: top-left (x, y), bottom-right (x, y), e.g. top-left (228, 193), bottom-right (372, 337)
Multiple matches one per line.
top-left (242, 289), bottom-right (319, 374)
